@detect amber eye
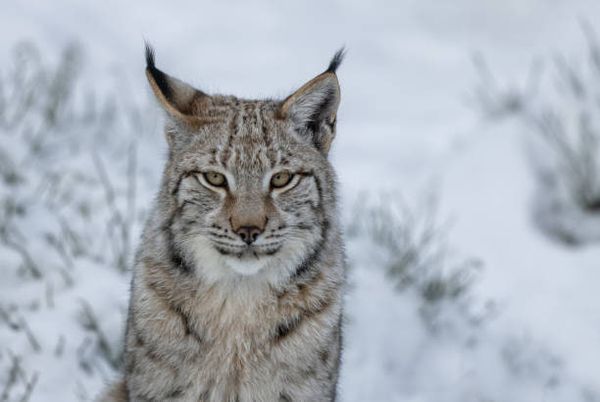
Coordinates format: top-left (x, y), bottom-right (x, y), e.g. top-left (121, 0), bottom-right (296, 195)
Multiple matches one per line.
top-left (270, 171), bottom-right (293, 188)
top-left (203, 172), bottom-right (227, 187)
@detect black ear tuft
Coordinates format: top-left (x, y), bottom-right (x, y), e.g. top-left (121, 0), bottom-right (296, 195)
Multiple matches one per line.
top-left (144, 43), bottom-right (173, 100)
top-left (326, 48), bottom-right (346, 74)
top-left (145, 42), bottom-right (156, 70)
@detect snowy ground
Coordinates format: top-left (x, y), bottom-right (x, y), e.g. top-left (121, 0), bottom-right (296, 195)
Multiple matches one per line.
top-left (2, 1), bottom-right (600, 401)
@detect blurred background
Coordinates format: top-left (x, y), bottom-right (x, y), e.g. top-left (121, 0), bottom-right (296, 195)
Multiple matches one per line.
top-left (2, 1), bottom-right (600, 401)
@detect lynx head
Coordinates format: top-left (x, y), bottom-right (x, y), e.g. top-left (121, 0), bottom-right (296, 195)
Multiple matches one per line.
top-left (146, 45), bottom-right (343, 283)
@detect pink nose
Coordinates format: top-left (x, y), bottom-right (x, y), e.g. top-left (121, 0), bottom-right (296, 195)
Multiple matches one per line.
top-left (235, 226), bottom-right (263, 245)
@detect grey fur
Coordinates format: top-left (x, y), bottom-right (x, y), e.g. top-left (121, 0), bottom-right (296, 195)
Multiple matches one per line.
top-left (98, 47), bottom-right (345, 402)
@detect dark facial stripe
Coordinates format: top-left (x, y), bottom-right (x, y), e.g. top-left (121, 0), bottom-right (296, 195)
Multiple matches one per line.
top-left (162, 203), bottom-right (195, 274)
top-left (312, 173), bottom-right (324, 207)
top-left (172, 170), bottom-right (205, 196)
top-left (290, 217), bottom-right (329, 280)
top-left (167, 242), bottom-right (193, 274)
top-left (286, 172), bottom-right (328, 279)
top-left (291, 245), bottom-right (320, 279)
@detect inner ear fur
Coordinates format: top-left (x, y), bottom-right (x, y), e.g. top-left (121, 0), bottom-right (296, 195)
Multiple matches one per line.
top-left (278, 49), bottom-right (344, 154)
top-left (279, 72), bottom-right (340, 125)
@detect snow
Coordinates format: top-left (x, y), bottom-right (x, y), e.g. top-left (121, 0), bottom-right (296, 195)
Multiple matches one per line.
top-left (2, 1), bottom-right (600, 401)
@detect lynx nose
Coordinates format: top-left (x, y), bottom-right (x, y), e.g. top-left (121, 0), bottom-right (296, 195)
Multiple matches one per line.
top-left (235, 226), bottom-right (263, 245)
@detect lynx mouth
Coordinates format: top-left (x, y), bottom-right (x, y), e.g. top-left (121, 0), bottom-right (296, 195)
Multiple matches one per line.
top-left (217, 246), bottom-right (283, 276)
top-left (213, 243), bottom-right (282, 259)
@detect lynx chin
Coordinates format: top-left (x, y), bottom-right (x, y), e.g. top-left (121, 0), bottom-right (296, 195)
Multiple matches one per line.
top-left (99, 44), bottom-right (346, 402)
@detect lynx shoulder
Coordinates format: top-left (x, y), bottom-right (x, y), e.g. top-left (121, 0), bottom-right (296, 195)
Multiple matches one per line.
top-left (99, 45), bottom-right (346, 402)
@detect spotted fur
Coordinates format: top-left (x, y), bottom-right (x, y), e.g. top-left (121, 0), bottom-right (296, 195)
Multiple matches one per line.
top-left (98, 45), bottom-right (345, 402)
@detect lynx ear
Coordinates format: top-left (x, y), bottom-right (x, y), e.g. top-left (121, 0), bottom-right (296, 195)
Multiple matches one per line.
top-left (279, 49), bottom-right (344, 154)
top-left (145, 44), bottom-right (208, 125)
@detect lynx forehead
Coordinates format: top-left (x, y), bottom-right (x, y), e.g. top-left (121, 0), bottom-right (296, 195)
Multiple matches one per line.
top-left (99, 45), bottom-right (346, 402)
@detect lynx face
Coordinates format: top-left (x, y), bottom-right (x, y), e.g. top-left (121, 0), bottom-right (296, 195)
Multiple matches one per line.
top-left (146, 46), bottom-right (343, 282)
top-left (170, 103), bottom-right (328, 279)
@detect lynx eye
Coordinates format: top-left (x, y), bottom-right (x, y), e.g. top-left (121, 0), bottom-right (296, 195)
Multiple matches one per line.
top-left (203, 171), bottom-right (227, 187)
top-left (270, 171), bottom-right (294, 189)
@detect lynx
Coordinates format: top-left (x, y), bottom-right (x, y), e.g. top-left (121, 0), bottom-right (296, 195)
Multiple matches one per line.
top-left (99, 45), bottom-right (346, 402)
